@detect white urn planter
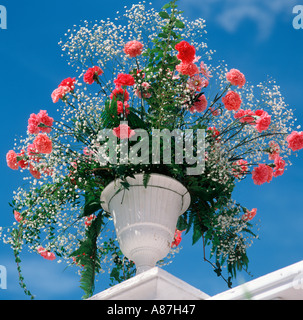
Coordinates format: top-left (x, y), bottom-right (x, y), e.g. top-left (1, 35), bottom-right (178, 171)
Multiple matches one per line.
top-left (100, 174), bottom-right (191, 274)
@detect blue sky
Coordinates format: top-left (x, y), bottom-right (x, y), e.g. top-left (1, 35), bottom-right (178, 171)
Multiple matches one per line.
top-left (0, 0), bottom-right (303, 300)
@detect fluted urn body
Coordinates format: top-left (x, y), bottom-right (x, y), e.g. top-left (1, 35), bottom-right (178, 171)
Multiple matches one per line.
top-left (101, 174), bottom-right (191, 274)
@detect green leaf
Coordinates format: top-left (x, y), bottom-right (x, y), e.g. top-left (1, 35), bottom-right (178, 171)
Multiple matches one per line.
top-left (214, 262), bottom-right (222, 277)
top-left (120, 181), bottom-right (130, 190)
top-left (176, 214), bottom-right (188, 231)
top-left (143, 173), bottom-right (151, 188)
top-left (127, 110), bottom-right (147, 129)
top-left (175, 19), bottom-right (185, 29)
top-left (80, 193), bottom-right (101, 218)
top-left (158, 32), bottom-right (168, 38)
top-left (192, 221), bottom-right (202, 245)
top-left (162, 3), bottom-right (171, 10)
top-left (159, 11), bottom-right (170, 19)
top-left (110, 267), bottom-right (121, 282)
top-left (227, 277), bottom-right (233, 288)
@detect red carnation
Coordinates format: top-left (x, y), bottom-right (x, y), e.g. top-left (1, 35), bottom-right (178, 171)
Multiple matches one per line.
top-left (83, 66), bottom-right (103, 84)
top-left (175, 41), bottom-right (196, 64)
top-left (110, 86), bottom-right (130, 102)
top-left (114, 73), bottom-right (135, 87)
top-left (171, 229), bottom-right (184, 248)
top-left (59, 77), bottom-right (76, 91)
top-left (113, 124), bottom-right (135, 139)
top-left (273, 155), bottom-right (286, 177)
top-left (242, 208), bottom-right (257, 221)
top-left (117, 101), bottom-right (130, 116)
top-left (17, 149), bottom-right (28, 169)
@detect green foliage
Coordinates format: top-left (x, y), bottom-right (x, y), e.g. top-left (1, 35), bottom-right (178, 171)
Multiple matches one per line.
top-left (159, 11), bottom-right (170, 20)
top-left (80, 192), bottom-right (102, 218)
top-left (70, 213), bottom-right (103, 299)
top-left (143, 172), bottom-right (151, 188)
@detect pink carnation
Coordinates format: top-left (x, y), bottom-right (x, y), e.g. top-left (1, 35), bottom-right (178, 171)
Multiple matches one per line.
top-left (176, 62), bottom-right (199, 77)
top-left (33, 133), bottom-right (52, 154)
top-left (268, 141), bottom-right (280, 160)
top-left (242, 208), bottom-right (257, 221)
top-left (6, 150), bottom-right (19, 170)
top-left (83, 66), bottom-right (103, 84)
top-left (114, 73), bottom-right (135, 87)
top-left (187, 75), bottom-right (208, 92)
top-left (171, 229), bottom-right (184, 248)
top-left (189, 94), bottom-right (207, 113)
top-left (135, 82), bottom-right (152, 99)
top-left (27, 113), bottom-right (40, 134)
top-left (200, 61), bottom-right (211, 79)
top-left (232, 159), bottom-right (248, 178)
top-left (234, 109), bottom-right (255, 124)
top-left (83, 147), bottom-right (94, 156)
top-left (252, 163), bottom-right (273, 185)
top-left (28, 110), bottom-right (54, 134)
top-left (175, 41), bottom-right (196, 64)
top-left (210, 107), bottom-right (220, 116)
top-left (255, 110), bottom-right (271, 133)
top-left (37, 246), bottom-right (56, 261)
top-left (41, 166), bottom-right (53, 177)
top-left (38, 110), bottom-right (54, 133)
top-left (113, 124), bottom-right (135, 139)
top-left (14, 210), bottom-right (23, 223)
top-left (286, 131), bottom-right (303, 151)
top-left (222, 91), bottom-right (242, 111)
top-left (226, 68), bottom-right (246, 88)
top-left (124, 40), bottom-right (144, 58)
top-left (29, 164), bottom-right (41, 179)
top-left (27, 143), bottom-right (40, 162)
top-left (273, 155), bottom-right (286, 177)
top-left (51, 86), bottom-right (70, 103)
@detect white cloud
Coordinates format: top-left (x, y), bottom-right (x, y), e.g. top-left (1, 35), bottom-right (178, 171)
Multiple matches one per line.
top-left (180, 0), bottom-right (296, 40)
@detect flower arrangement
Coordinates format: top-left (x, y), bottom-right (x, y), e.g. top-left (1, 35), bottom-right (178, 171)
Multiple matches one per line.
top-left (2, 0), bottom-right (303, 299)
